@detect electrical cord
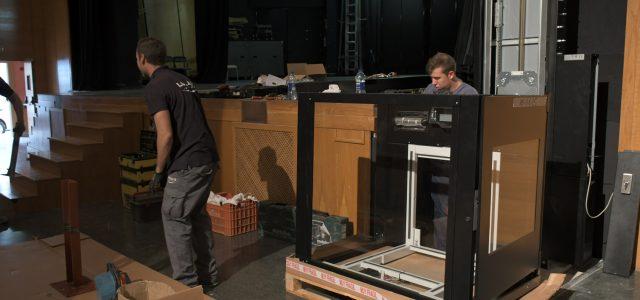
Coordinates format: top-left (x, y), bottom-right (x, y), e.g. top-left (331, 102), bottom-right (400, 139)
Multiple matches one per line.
top-left (585, 163), bottom-right (614, 219)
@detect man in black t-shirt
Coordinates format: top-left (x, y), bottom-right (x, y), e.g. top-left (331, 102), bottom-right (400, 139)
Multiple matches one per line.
top-left (0, 77), bottom-right (25, 226)
top-left (136, 37), bottom-right (220, 293)
top-left (0, 77), bottom-right (26, 177)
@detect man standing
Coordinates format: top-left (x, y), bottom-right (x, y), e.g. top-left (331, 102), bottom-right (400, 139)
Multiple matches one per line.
top-left (423, 53), bottom-right (476, 251)
top-left (423, 52), bottom-right (478, 96)
top-left (136, 37), bottom-right (220, 293)
top-left (0, 77), bottom-right (26, 177)
top-left (0, 77), bottom-right (26, 226)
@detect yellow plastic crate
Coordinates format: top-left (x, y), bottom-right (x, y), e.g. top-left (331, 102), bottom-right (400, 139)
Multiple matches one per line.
top-left (121, 179), bottom-right (151, 209)
top-left (121, 182), bottom-right (151, 196)
top-left (119, 152), bottom-right (156, 169)
top-left (121, 167), bottom-right (155, 183)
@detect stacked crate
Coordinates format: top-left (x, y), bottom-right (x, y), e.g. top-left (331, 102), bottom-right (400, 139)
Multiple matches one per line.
top-left (206, 194), bottom-right (258, 236)
top-left (119, 152), bottom-right (157, 209)
top-left (118, 129), bottom-right (158, 210)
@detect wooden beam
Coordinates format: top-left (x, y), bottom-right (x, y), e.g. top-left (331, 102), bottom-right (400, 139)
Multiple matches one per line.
top-left (619, 0), bottom-right (640, 152)
top-left (616, 0), bottom-right (640, 271)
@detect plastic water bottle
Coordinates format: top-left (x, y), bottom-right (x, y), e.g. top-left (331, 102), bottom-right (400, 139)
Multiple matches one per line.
top-left (355, 70), bottom-right (366, 94)
top-left (287, 73), bottom-right (298, 100)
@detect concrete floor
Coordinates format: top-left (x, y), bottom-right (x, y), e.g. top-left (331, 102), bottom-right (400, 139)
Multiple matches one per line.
top-left (2, 133), bottom-right (639, 299)
top-left (555, 261), bottom-right (640, 299)
top-left (0, 201), bottom-right (297, 300)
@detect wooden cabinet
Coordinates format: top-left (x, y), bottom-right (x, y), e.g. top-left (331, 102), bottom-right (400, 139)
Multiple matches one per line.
top-left (60, 96), bottom-right (375, 234)
top-left (28, 94), bottom-right (64, 152)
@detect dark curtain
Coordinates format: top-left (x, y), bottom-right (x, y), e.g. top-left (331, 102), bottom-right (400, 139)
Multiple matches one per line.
top-left (194, 0), bottom-right (229, 83)
top-left (453, 0), bottom-right (483, 90)
top-left (362, 0), bottom-right (428, 75)
top-left (428, 0), bottom-right (464, 58)
top-left (68, 0), bottom-right (139, 90)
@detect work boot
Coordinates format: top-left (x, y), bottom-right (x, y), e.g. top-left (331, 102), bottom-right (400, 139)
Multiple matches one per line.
top-left (202, 282), bottom-right (220, 299)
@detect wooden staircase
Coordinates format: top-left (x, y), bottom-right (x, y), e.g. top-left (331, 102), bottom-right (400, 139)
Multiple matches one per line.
top-left (0, 104), bottom-right (144, 213)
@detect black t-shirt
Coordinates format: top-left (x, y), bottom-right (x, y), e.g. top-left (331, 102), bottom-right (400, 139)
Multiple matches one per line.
top-left (0, 77), bottom-right (16, 99)
top-left (144, 67), bottom-right (219, 174)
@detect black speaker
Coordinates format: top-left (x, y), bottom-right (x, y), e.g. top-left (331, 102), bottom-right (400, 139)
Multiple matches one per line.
top-left (542, 54), bottom-right (602, 268)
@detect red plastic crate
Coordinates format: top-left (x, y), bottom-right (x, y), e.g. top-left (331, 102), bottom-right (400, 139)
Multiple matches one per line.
top-left (206, 201), bottom-right (258, 236)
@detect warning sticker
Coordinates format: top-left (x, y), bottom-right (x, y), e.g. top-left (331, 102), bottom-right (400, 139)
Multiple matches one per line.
top-left (286, 259), bottom-right (390, 300)
top-left (513, 97), bottom-right (547, 108)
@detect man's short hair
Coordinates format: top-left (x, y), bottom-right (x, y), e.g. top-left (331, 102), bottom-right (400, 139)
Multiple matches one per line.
top-left (427, 52), bottom-right (457, 74)
top-left (136, 37), bottom-right (166, 66)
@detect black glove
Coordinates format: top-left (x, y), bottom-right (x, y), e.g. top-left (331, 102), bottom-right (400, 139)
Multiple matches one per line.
top-left (149, 172), bottom-right (165, 192)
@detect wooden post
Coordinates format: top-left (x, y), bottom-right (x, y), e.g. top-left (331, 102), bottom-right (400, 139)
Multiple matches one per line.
top-left (50, 179), bottom-right (95, 296)
top-left (63, 179), bottom-right (82, 284)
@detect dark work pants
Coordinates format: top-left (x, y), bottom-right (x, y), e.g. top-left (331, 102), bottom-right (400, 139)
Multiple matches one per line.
top-left (162, 164), bottom-right (218, 286)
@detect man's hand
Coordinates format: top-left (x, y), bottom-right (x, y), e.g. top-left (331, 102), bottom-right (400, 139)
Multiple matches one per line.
top-left (149, 172), bottom-right (165, 192)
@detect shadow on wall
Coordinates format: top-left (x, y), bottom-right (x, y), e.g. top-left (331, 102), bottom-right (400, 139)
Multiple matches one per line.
top-left (258, 146), bottom-right (295, 205)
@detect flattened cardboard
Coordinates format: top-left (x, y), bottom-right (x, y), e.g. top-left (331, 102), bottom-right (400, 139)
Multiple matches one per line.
top-left (41, 232), bottom-right (90, 247)
top-left (162, 286), bottom-right (204, 300)
top-left (0, 239), bottom-right (211, 300)
top-left (286, 63), bottom-right (307, 75)
top-left (305, 64), bottom-right (326, 75)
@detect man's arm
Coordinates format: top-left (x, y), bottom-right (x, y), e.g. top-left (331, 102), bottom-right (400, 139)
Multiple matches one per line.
top-left (153, 110), bottom-right (173, 174)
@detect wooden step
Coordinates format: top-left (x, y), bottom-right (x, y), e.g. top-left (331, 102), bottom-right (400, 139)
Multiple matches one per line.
top-left (50, 136), bottom-right (103, 158)
top-left (0, 175), bottom-right (38, 202)
top-left (65, 106), bottom-right (141, 114)
top-left (67, 121), bottom-right (122, 130)
top-left (16, 165), bottom-right (60, 181)
top-left (50, 136), bottom-right (103, 146)
top-left (66, 121), bottom-right (122, 142)
top-left (28, 150), bottom-right (82, 175)
top-left (65, 108), bottom-right (141, 127)
top-left (29, 150), bottom-right (82, 163)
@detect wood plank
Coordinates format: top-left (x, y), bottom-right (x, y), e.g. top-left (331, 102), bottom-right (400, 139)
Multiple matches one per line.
top-left (620, 0), bottom-right (640, 152)
top-left (16, 165), bottom-right (60, 182)
top-left (29, 150), bottom-right (82, 163)
top-left (617, 0), bottom-right (640, 271)
top-left (316, 103), bottom-right (376, 117)
top-left (313, 127), bottom-right (371, 234)
top-left (315, 115), bottom-right (376, 131)
top-left (208, 120), bottom-right (237, 194)
top-left (49, 136), bottom-right (103, 146)
top-left (66, 121), bottom-right (122, 130)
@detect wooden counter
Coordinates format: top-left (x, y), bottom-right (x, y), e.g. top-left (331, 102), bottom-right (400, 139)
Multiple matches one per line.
top-left (60, 96), bottom-right (375, 234)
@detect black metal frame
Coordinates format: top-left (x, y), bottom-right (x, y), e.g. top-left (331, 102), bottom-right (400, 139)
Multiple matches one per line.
top-left (295, 92), bottom-right (481, 299)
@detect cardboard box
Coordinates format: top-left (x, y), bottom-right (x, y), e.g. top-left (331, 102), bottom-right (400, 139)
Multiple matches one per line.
top-left (286, 63), bottom-right (327, 80)
top-left (117, 280), bottom-right (204, 300)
